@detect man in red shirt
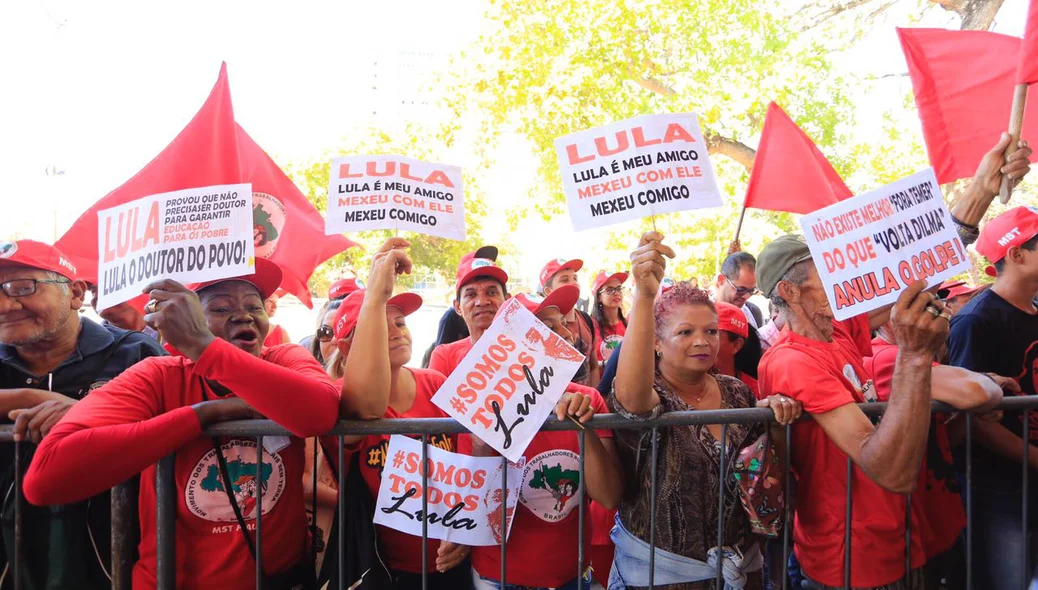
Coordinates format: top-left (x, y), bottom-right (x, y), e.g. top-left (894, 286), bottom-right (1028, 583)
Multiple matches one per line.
top-left (23, 258), bottom-right (341, 590)
top-left (756, 235), bottom-right (949, 589)
top-left (540, 258), bottom-right (600, 388)
top-left (428, 254), bottom-right (509, 378)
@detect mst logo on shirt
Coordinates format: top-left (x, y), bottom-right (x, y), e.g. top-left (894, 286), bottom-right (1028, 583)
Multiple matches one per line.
top-left (186, 439), bottom-right (286, 523)
top-left (521, 450), bottom-right (581, 522)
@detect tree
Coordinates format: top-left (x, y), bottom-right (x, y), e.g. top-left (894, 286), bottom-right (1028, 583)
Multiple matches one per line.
top-left (284, 124), bottom-right (493, 295)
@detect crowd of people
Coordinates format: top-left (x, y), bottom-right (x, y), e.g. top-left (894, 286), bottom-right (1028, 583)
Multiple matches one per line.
top-left (0, 132), bottom-right (1032, 590)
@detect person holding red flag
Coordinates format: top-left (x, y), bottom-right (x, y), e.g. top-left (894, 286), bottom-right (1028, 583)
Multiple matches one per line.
top-left (23, 259), bottom-right (340, 590)
top-left (591, 271), bottom-right (629, 364)
top-left (460, 287), bottom-right (623, 590)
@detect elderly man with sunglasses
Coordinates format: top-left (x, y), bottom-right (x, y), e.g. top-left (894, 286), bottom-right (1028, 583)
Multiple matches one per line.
top-left (0, 239), bottom-right (164, 590)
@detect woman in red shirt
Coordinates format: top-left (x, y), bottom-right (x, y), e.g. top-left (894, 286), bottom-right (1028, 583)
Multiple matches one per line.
top-left (23, 259), bottom-right (340, 589)
top-left (331, 237), bottom-right (472, 589)
top-left (591, 271), bottom-right (629, 363)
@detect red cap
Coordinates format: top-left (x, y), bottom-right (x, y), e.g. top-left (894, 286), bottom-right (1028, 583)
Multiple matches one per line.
top-left (503, 285), bottom-right (580, 319)
top-left (936, 279), bottom-right (977, 300)
top-left (715, 301), bottom-right (749, 338)
top-left (459, 245), bottom-right (499, 265)
top-left (592, 271), bottom-right (629, 295)
top-left (333, 289), bottom-right (423, 340)
top-left (192, 258), bottom-right (283, 301)
top-left (329, 277), bottom-right (365, 300)
top-left (539, 258), bottom-right (583, 290)
top-left (976, 206), bottom-right (1038, 263)
top-left (0, 240), bottom-right (80, 280)
top-left (455, 257), bottom-right (509, 294)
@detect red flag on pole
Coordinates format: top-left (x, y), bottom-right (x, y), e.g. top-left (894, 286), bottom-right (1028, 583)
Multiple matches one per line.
top-left (742, 102), bottom-right (852, 214)
top-left (899, 28), bottom-right (1038, 183)
top-left (237, 125), bottom-right (356, 307)
top-left (58, 63), bottom-right (241, 280)
top-left (1019, 0), bottom-right (1038, 84)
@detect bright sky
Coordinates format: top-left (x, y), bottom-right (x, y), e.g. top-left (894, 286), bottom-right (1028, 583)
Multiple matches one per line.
top-left (0, 0), bottom-right (1031, 291)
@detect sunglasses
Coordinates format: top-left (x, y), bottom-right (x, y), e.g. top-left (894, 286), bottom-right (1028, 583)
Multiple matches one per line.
top-left (602, 286), bottom-right (627, 297)
top-left (728, 278), bottom-right (760, 298)
top-left (316, 325), bottom-right (335, 343)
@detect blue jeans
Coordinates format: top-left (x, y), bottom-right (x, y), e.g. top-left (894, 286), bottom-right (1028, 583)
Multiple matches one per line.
top-left (970, 485), bottom-right (1037, 590)
top-left (471, 568), bottom-right (594, 590)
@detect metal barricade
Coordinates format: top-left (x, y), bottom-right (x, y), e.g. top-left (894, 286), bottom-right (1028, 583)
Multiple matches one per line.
top-left (3, 397), bottom-right (1038, 590)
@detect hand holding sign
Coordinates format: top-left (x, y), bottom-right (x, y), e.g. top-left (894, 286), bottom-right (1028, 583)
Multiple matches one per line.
top-left (367, 238), bottom-right (414, 303)
top-left (629, 231), bottom-right (675, 297)
top-left (889, 279), bottom-right (950, 360)
top-left (142, 279), bottom-right (215, 360)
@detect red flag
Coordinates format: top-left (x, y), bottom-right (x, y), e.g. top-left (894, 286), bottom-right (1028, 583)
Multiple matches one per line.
top-left (58, 63), bottom-right (241, 280)
top-left (742, 102), bottom-right (852, 214)
top-left (899, 28), bottom-right (1038, 183)
top-left (1019, 0), bottom-right (1038, 84)
top-left (237, 125), bottom-right (356, 307)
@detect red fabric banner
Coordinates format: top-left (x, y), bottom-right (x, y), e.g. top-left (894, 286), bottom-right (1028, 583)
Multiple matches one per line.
top-left (742, 102), bottom-right (852, 214)
top-left (1019, 0), bottom-right (1038, 84)
top-left (899, 28), bottom-right (1038, 183)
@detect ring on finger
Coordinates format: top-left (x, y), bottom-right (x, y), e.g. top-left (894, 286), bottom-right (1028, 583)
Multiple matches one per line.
top-left (939, 310), bottom-right (953, 321)
top-left (924, 303), bottom-right (941, 317)
top-left (145, 299), bottom-right (160, 314)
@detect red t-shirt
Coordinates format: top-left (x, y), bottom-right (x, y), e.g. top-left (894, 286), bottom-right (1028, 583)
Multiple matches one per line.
top-left (336, 368), bottom-right (456, 574)
top-left (429, 337), bottom-right (475, 378)
top-left (738, 372), bottom-right (759, 397)
top-left (263, 324), bottom-right (287, 348)
top-left (24, 341), bottom-right (340, 590)
top-left (758, 320), bottom-right (925, 588)
top-left (593, 320), bottom-right (626, 362)
top-left (460, 384), bottom-right (612, 587)
top-left (864, 338), bottom-right (966, 558)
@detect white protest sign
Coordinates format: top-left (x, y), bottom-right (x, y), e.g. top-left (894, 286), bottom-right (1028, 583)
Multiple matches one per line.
top-left (799, 168), bottom-right (970, 321)
top-left (96, 184), bottom-right (254, 311)
top-left (326, 155), bottom-right (465, 240)
top-left (432, 298), bottom-right (585, 463)
top-left (555, 113), bottom-right (724, 231)
top-left (373, 435), bottom-right (525, 546)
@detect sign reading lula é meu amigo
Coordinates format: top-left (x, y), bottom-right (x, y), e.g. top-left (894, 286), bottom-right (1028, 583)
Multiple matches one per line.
top-left (96, 184), bottom-right (254, 311)
top-left (799, 168), bottom-right (970, 321)
top-left (554, 113), bottom-right (724, 231)
top-left (326, 155), bottom-right (466, 241)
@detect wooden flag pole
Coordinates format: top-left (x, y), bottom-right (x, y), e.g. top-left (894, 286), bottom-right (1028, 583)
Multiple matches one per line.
top-left (999, 84), bottom-right (1029, 204)
top-left (733, 205), bottom-right (748, 244)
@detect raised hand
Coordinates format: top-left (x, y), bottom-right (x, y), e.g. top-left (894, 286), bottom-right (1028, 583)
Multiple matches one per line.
top-left (142, 279), bottom-right (214, 359)
top-left (890, 280), bottom-right (950, 360)
top-left (629, 231), bottom-right (675, 298)
top-left (366, 238), bottom-right (413, 303)
top-left (974, 133), bottom-right (1033, 197)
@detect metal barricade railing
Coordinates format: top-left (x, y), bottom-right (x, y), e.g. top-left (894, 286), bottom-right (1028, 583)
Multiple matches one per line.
top-left (3, 396), bottom-right (1038, 590)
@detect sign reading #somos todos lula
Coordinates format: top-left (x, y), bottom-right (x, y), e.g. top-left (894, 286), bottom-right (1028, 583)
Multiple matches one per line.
top-left (374, 435), bottom-right (525, 546)
top-left (555, 113), bottom-right (724, 231)
top-left (325, 155), bottom-right (466, 241)
top-left (799, 168), bottom-right (970, 321)
top-left (96, 183), bottom-right (254, 311)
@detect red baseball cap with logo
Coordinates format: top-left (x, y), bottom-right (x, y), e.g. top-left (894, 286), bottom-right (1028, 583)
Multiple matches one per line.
top-left (0, 239), bottom-right (80, 280)
top-left (976, 206), bottom-right (1038, 263)
top-left (459, 245), bottom-right (499, 265)
top-left (192, 258), bottom-right (283, 301)
top-left (592, 271), bottom-right (629, 295)
top-left (539, 258), bottom-right (584, 290)
top-left (502, 285), bottom-right (580, 320)
top-left (328, 277), bottom-right (365, 300)
top-left (455, 257), bottom-right (509, 295)
top-left (333, 289), bottom-right (423, 340)
top-left (936, 279), bottom-right (977, 300)
top-left (715, 301), bottom-right (749, 338)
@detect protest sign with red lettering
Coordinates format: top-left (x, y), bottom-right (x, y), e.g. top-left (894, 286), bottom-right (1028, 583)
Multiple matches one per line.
top-left (554, 113), bottom-right (723, 231)
top-left (374, 435), bottom-right (525, 546)
top-left (96, 183), bottom-right (254, 311)
top-left (326, 155), bottom-right (465, 240)
top-left (799, 168), bottom-right (969, 321)
top-left (431, 298), bottom-right (584, 463)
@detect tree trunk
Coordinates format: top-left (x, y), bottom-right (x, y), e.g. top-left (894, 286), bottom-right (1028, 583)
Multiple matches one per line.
top-left (930, 0), bottom-right (1007, 30)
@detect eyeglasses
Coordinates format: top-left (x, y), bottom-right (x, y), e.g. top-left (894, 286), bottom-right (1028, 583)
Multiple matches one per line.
top-left (602, 286), bottom-right (627, 297)
top-left (316, 325), bottom-right (335, 343)
top-left (1, 278), bottom-right (70, 298)
top-left (727, 278), bottom-right (760, 298)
